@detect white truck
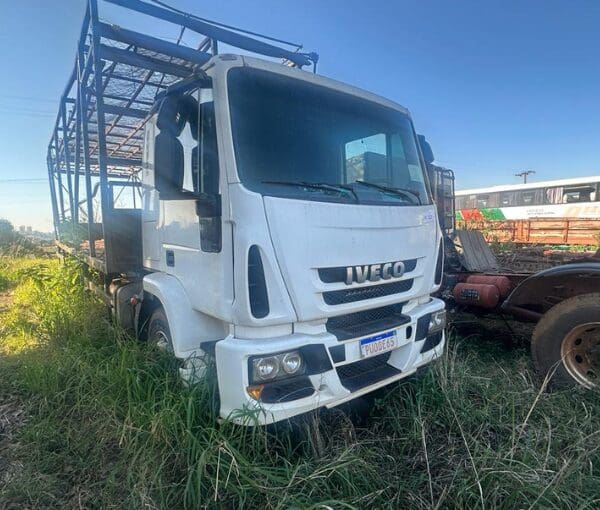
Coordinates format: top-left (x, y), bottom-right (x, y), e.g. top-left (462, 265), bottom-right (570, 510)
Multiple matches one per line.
top-left (48, 0), bottom-right (446, 424)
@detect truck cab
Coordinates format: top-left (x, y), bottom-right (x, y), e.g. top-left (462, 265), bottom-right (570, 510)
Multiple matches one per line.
top-left (140, 54), bottom-right (446, 424)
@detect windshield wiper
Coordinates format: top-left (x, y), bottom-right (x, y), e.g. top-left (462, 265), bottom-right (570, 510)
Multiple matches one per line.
top-left (262, 181), bottom-right (358, 202)
top-left (353, 180), bottom-right (421, 205)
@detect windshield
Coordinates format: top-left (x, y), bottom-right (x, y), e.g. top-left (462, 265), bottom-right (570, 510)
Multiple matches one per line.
top-left (228, 67), bottom-right (430, 206)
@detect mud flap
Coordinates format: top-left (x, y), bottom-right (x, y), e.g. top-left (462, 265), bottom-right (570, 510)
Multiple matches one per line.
top-left (450, 229), bottom-right (500, 272)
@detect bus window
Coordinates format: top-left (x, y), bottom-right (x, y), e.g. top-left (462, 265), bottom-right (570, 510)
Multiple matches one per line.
top-left (563, 186), bottom-right (595, 203)
top-left (500, 191), bottom-right (516, 206)
top-left (546, 187), bottom-right (563, 204)
top-left (521, 191), bottom-right (535, 205)
top-left (518, 188), bottom-right (543, 206)
top-left (476, 194), bottom-right (489, 208)
top-left (476, 193), bottom-right (499, 208)
top-left (461, 195), bottom-right (476, 208)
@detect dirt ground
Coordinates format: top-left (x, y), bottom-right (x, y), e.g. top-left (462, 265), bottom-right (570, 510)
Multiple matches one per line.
top-left (0, 397), bottom-right (26, 489)
top-left (0, 290), bottom-right (27, 493)
top-left (448, 309), bottom-right (535, 348)
top-left (493, 245), bottom-right (600, 273)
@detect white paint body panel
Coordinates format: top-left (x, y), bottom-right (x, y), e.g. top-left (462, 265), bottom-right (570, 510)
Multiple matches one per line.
top-left (216, 298), bottom-right (445, 425)
top-left (263, 197), bottom-right (439, 321)
top-left (498, 202), bottom-right (600, 219)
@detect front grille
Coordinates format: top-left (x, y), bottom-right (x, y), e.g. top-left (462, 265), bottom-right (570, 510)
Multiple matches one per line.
top-left (326, 302), bottom-right (409, 341)
top-left (323, 279), bottom-right (414, 305)
top-left (336, 352), bottom-right (400, 392)
top-left (318, 259), bottom-right (418, 283)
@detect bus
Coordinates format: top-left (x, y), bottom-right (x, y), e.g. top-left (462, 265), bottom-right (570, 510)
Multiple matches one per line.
top-left (455, 176), bottom-right (600, 221)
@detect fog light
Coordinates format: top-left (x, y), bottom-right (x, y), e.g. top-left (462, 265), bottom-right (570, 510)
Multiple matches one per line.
top-left (253, 356), bottom-right (279, 381)
top-left (282, 352), bottom-right (303, 374)
top-left (428, 310), bottom-right (446, 333)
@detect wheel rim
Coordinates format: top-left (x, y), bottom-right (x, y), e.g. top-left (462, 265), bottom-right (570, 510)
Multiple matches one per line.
top-left (153, 329), bottom-right (173, 354)
top-left (560, 322), bottom-right (600, 389)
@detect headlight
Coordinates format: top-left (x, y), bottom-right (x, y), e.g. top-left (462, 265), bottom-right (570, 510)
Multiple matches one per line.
top-left (282, 352), bottom-right (303, 374)
top-left (253, 356), bottom-right (280, 381)
top-left (428, 310), bottom-right (446, 333)
top-left (250, 350), bottom-right (305, 383)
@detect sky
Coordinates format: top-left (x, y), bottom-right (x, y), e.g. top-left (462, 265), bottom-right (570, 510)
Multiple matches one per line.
top-left (1, 0), bottom-right (600, 231)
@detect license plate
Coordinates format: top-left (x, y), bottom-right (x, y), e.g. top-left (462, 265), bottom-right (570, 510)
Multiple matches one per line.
top-left (360, 330), bottom-right (398, 358)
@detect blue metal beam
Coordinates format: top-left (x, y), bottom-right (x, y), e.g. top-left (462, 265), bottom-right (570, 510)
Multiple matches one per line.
top-left (105, 0), bottom-right (315, 67)
top-left (97, 22), bottom-right (212, 67)
top-left (53, 131), bottom-right (66, 222)
top-left (98, 45), bottom-right (193, 78)
top-left (78, 47), bottom-right (97, 257)
top-left (60, 100), bottom-right (75, 221)
top-left (103, 104), bottom-right (148, 119)
top-left (46, 152), bottom-right (60, 237)
top-left (89, 0), bottom-right (109, 271)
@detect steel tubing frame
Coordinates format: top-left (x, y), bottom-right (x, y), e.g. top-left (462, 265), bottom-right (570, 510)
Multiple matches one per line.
top-left (47, 0), bottom-right (317, 273)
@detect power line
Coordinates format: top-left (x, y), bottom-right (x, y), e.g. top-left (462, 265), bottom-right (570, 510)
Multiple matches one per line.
top-left (0, 109), bottom-right (56, 118)
top-left (147, 0), bottom-right (303, 49)
top-left (0, 178), bottom-right (48, 183)
top-left (0, 94), bottom-right (58, 103)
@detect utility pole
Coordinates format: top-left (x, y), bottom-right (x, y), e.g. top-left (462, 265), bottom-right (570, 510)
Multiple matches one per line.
top-left (515, 170), bottom-right (535, 184)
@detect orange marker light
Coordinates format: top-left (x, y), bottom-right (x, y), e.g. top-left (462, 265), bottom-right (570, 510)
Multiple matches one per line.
top-left (246, 385), bottom-right (264, 401)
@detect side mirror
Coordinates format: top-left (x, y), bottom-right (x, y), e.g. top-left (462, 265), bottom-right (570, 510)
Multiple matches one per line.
top-left (417, 134), bottom-right (435, 165)
top-left (154, 94), bottom-right (199, 199)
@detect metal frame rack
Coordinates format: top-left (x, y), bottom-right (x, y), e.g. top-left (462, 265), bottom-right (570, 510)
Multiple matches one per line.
top-left (47, 0), bottom-right (318, 274)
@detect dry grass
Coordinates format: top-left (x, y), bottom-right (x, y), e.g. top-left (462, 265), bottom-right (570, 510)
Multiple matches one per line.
top-left (0, 257), bottom-right (598, 509)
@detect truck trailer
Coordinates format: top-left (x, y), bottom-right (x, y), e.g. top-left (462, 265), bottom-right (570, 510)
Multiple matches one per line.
top-left (47, 0), bottom-right (446, 425)
top-left (426, 161), bottom-right (600, 390)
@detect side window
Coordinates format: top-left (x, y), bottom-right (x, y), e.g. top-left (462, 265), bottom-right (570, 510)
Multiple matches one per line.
top-left (563, 186), bottom-right (594, 203)
top-left (500, 191), bottom-right (515, 206)
top-left (197, 101), bottom-right (219, 195)
top-left (546, 187), bottom-right (563, 204)
top-left (194, 91), bottom-right (222, 254)
top-left (519, 189), bottom-right (543, 206)
top-left (520, 191), bottom-right (536, 205)
top-left (476, 194), bottom-right (490, 208)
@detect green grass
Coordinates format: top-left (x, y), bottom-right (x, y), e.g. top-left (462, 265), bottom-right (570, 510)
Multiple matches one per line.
top-left (0, 257), bottom-right (599, 509)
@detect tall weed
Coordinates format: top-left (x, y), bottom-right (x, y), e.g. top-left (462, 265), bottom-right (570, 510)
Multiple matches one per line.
top-left (0, 258), bottom-right (598, 509)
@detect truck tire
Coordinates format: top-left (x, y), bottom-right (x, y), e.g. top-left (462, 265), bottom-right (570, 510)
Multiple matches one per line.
top-left (531, 293), bottom-right (600, 389)
top-left (147, 307), bottom-right (174, 355)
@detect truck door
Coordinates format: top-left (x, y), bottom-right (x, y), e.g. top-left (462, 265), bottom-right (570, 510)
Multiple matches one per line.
top-left (151, 89), bottom-right (234, 321)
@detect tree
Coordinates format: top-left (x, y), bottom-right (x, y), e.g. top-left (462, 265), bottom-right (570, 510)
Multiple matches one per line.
top-left (0, 218), bottom-right (15, 247)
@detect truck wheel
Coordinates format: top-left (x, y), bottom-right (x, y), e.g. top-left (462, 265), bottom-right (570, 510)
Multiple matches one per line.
top-left (531, 293), bottom-right (600, 389)
top-left (147, 307), bottom-right (174, 355)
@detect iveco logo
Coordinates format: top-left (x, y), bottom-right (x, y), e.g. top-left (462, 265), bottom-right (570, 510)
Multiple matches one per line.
top-left (345, 261), bottom-right (405, 285)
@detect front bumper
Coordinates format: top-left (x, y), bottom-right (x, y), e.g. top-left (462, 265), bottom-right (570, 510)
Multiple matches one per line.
top-left (215, 298), bottom-right (445, 425)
